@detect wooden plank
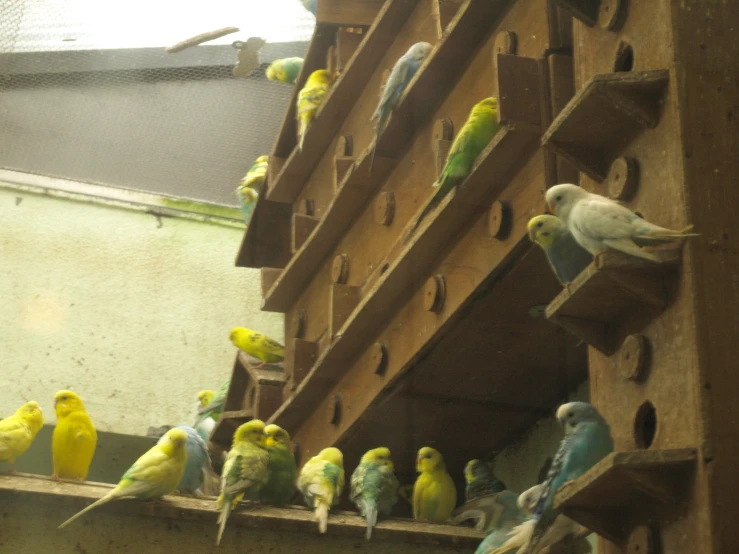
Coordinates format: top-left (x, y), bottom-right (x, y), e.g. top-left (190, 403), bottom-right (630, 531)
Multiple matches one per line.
top-left (269, 124), bottom-right (540, 433)
top-left (263, 155), bottom-right (395, 312)
top-left (292, 213), bottom-right (320, 253)
top-left (267, 0), bottom-right (421, 204)
top-left (287, 338), bottom-right (320, 393)
top-left (316, 0), bottom-right (385, 26)
top-left (255, 383), bottom-right (286, 421)
top-left (329, 284), bottom-right (361, 338)
top-left (261, 268), bottom-right (283, 298)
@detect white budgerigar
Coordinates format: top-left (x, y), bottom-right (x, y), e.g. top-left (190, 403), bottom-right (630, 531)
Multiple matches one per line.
top-left (546, 183), bottom-right (697, 262)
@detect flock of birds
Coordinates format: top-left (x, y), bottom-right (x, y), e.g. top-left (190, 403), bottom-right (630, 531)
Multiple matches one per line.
top-left (1, 380), bottom-right (613, 554)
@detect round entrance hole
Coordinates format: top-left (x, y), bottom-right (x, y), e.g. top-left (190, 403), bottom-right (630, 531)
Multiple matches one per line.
top-left (634, 401), bottom-right (657, 448)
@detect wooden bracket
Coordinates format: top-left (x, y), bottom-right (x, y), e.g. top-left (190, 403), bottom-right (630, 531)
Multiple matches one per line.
top-left (290, 309), bottom-right (306, 339)
top-left (497, 54), bottom-right (545, 132)
top-left (266, 156), bottom-right (286, 196)
top-left (542, 70), bottom-right (669, 182)
top-left (375, 191), bottom-right (396, 226)
top-left (329, 283), bottom-right (361, 337)
top-left (433, 118), bottom-right (454, 177)
top-left (291, 213), bottom-right (320, 253)
top-left (261, 268), bottom-right (283, 298)
top-left (554, 448), bottom-right (697, 544)
top-left (235, 197), bottom-right (292, 269)
top-left (331, 254), bottom-right (350, 284)
top-left (336, 28), bottom-right (365, 73)
top-left (334, 136), bottom-right (355, 191)
top-left (546, 250), bottom-right (682, 355)
top-left (287, 338), bottom-right (319, 393)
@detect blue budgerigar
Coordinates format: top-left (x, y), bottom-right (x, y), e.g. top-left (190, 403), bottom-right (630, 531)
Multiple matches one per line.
top-left (158, 425), bottom-right (216, 497)
top-left (524, 402), bottom-right (613, 554)
top-left (369, 42), bottom-right (433, 172)
top-left (350, 447), bottom-right (400, 540)
top-left (474, 490), bottom-right (527, 554)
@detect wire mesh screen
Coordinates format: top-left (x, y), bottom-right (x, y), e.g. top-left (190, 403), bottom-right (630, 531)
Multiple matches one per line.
top-left (0, 0), bottom-right (314, 206)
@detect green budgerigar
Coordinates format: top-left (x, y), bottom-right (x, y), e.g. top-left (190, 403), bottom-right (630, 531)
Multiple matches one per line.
top-left (194, 379), bottom-right (231, 442)
top-left (216, 420), bottom-right (270, 545)
top-left (528, 215), bottom-right (593, 285)
top-left (260, 424), bottom-right (298, 506)
top-left (405, 97), bottom-right (501, 242)
top-left (266, 57), bottom-right (304, 85)
top-left (298, 447), bottom-right (345, 534)
top-left (236, 155), bottom-right (268, 224)
top-left (350, 447), bottom-right (400, 540)
top-left (464, 459), bottom-right (507, 502)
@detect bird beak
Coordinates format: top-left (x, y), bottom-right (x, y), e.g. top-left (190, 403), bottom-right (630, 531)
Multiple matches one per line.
top-left (547, 202), bottom-right (556, 215)
top-left (53, 399), bottom-right (59, 408)
top-left (528, 228), bottom-right (536, 242)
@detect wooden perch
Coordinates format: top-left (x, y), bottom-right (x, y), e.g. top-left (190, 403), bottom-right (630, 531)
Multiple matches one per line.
top-left (165, 26), bottom-right (240, 53)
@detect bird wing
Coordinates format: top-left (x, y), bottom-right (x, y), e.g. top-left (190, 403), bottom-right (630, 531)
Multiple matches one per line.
top-left (297, 84), bottom-right (329, 116)
top-left (374, 57), bottom-right (412, 120)
top-left (0, 418), bottom-right (31, 455)
top-left (349, 462), bottom-right (368, 502)
top-left (257, 334), bottom-right (285, 358)
top-left (572, 196), bottom-right (641, 240)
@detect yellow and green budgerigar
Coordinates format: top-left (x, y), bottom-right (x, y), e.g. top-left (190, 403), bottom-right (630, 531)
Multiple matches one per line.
top-left (229, 327), bottom-right (285, 367)
top-left (197, 390), bottom-right (215, 410)
top-left (296, 69), bottom-right (333, 150)
top-left (236, 155), bottom-right (268, 224)
top-left (52, 390), bottom-right (97, 481)
top-left (350, 447), bottom-right (399, 539)
top-left (217, 420), bottom-right (270, 545)
top-left (266, 57), bottom-right (304, 85)
top-left (58, 427), bottom-right (188, 529)
top-left (405, 97), bottom-right (501, 242)
top-left (527, 215), bottom-right (593, 286)
top-left (194, 379), bottom-right (231, 442)
top-left (298, 447), bottom-right (345, 534)
top-left (0, 400), bottom-right (44, 473)
top-left (413, 446), bottom-right (457, 523)
top-left (260, 424), bottom-right (298, 506)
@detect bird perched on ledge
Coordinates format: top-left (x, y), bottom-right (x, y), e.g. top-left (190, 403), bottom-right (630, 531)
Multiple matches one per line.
top-left (528, 215), bottom-right (593, 285)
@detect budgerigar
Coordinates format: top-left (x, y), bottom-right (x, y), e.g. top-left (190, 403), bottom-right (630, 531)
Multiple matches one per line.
top-left (528, 215), bottom-right (593, 285)
top-left (58, 428), bottom-right (188, 529)
top-left (229, 327), bottom-right (285, 367)
top-left (296, 69), bottom-right (333, 150)
top-left (546, 184), bottom-right (698, 262)
top-left (413, 446), bottom-right (457, 522)
top-left (266, 57), bottom-right (304, 85)
top-left (465, 459), bottom-right (507, 502)
top-left (157, 425), bottom-right (216, 497)
top-left (350, 447), bottom-right (400, 539)
top-left (217, 419), bottom-right (270, 544)
top-left (369, 42), bottom-right (433, 171)
top-left (298, 447), bottom-right (345, 534)
top-left (474, 490), bottom-right (528, 554)
top-left (236, 155), bottom-right (268, 224)
top-left (524, 402), bottom-right (613, 554)
top-left (260, 424), bottom-right (298, 506)
top-left (405, 97), bottom-right (501, 242)
top-left (194, 379), bottom-right (231, 442)
top-left (52, 390), bottom-right (97, 481)
top-left (0, 401), bottom-right (44, 473)
top-left (300, 0), bottom-right (317, 16)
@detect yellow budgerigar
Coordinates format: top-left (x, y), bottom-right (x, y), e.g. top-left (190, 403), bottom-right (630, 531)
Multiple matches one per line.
top-left (296, 69), bottom-right (333, 150)
top-left (52, 390), bottom-right (97, 481)
top-left (58, 427), bottom-right (188, 529)
top-left (298, 447), bottom-right (345, 533)
top-left (0, 400), bottom-right (44, 473)
top-left (236, 155), bottom-right (268, 224)
top-left (217, 419), bottom-right (270, 545)
top-left (197, 390), bottom-right (215, 410)
top-left (413, 446), bottom-right (457, 523)
top-left (229, 327), bottom-right (285, 368)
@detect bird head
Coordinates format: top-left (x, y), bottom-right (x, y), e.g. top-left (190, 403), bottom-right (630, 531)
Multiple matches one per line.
top-left (408, 41), bottom-right (433, 62)
top-left (161, 427), bottom-right (188, 453)
top-left (361, 447), bottom-right (394, 471)
top-left (17, 401), bottom-right (44, 431)
top-left (556, 402), bottom-right (604, 434)
top-left (545, 184), bottom-right (584, 221)
top-left (229, 327), bottom-right (248, 345)
top-left (475, 97), bottom-right (498, 112)
top-left (53, 390), bottom-right (85, 418)
top-left (197, 390), bottom-right (215, 409)
top-left (266, 62), bottom-right (279, 81)
top-left (416, 446), bottom-right (444, 473)
top-left (527, 215), bottom-right (564, 248)
top-left (517, 483), bottom-right (545, 514)
top-left (234, 419), bottom-right (267, 448)
top-left (264, 424), bottom-right (291, 449)
top-left (255, 155), bottom-right (269, 164)
top-left (310, 69), bottom-right (334, 86)
top-left (464, 459), bottom-right (493, 484)
top-left (317, 447), bottom-right (344, 467)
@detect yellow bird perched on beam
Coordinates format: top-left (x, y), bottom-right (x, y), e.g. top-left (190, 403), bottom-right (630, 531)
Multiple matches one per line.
top-left (52, 390), bottom-right (97, 481)
top-left (229, 327), bottom-right (285, 368)
top-left (296, 69), bottom-right (333, 150)
top-left (0, 401), bottom-right (44, 473)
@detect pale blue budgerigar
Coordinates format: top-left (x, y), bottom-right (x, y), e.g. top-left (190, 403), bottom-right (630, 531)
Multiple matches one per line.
top-left (369, 42), bottom-right (433, 172)
top-left (300, 0), bottom-right (317, 16)
top-left (528, 215), bottom-right (593, 285)
top-left (523, 402), bottom-right (613, 554)
top-left (350, 447), bottom-right (400, 540)
top-left (158, 425), bottom-right (217, 497)
top-left (473, 490), bottom-right (528, 554)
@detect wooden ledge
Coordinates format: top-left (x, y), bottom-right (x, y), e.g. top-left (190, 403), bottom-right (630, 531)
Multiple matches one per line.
top-left (541, 69), bottom-right (670, 181)
top-left (545, 248), bottom-right (682, 355)
top-left (554, 448), bottom-right (697, 544)
top-left (1, 474), bottom-right (483, 546)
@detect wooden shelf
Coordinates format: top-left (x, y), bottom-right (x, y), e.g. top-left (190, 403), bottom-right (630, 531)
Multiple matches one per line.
top-left (235, 195), bottom-right (292, 269)
top-left (554, 448), bottom-right (697, 544)
top-left (267, 0), bottom-right (421, 204)
top-left (541, 70), bottom-right (669, 181)
top-left (269, 123), bottom-right (541, 433)
top-left (545, 249), bottom-right (682, 355)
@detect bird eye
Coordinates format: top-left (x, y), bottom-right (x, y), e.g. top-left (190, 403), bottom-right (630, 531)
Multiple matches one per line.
top-left (568, 411), bottom-right (574, 418)
top-left (536, 222), bottom-right (543, 228)
top-left (556, 195), bottom-right (562, 201)
top-left (62, 396), bottom-right (68, 401)
top-left (542, 232), bottom-right (550, 236)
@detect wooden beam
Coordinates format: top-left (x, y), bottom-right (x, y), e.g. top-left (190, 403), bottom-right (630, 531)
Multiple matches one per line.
top-left (316, 0), bottom-right (385, 26)
top-left (267, 0), bottom-right (420, 204)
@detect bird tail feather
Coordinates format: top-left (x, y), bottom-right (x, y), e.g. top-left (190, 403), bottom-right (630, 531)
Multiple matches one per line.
top-left (58, 494), bottom-right (114, 529)
top-left (641, 223), bottom-right (699, 241)
top-left (364, 501), bottom-right (378, 540)
top-left (216, 495), bottom-right (232, 545)
top-left (315, 501), bottom-right (330, 534)
top-left (489, 519), bottom-right (534, 554)
top-left (298, 118), bottom-right (307, 151)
